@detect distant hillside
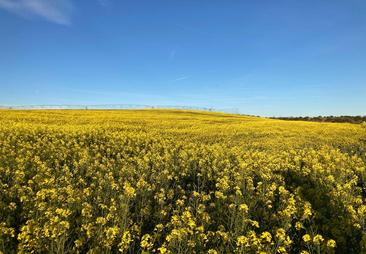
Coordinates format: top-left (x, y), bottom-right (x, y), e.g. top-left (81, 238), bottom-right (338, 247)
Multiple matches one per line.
top-left (273, 115), bottom-right (366, 124)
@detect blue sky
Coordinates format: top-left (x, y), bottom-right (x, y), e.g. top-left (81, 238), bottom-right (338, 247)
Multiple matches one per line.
top-left (0, 0), bottom-right (365, 116)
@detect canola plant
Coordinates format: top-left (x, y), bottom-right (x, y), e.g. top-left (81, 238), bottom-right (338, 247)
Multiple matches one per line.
top-left (0, 109), bottom-right (365, 254)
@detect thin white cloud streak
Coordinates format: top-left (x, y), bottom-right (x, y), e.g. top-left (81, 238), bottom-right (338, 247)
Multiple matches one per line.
top-left (172, 76), bottom-right (190, 82)
top-left (0, 0), bottom-right (73, 25)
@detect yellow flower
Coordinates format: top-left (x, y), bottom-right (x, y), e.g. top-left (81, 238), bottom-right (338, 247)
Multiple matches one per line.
top-left (239, 203), bottom-right (249, 213)
top-left (302, 202), bottom-right (312, 220)
top-left (96, 217), bottom-right (107, 225)
top-left (123, 182), bottom-right (136, 198)
top-left (313, 234), bottom-right (324, 245)
top-left (141, 234), bottom-right (153, 250)
top-left (74, 239), bottom-right (82, 248)
top-left (119, 231), bottom-right (132, 252)
top-left (276, 228), bottom-right (286, 241)
top-left (295, 222), bottom-right (303, 230)
top-left (302, 234), bottom-right (311, 243)
top-left (158, 246), bottom-right (168, 254)
top-left (215, 191), bottom-right (226, 199)
top-left (260, 231), bottom-right (272, 243)
top-left (154, 224), bottom-right (164, 232)
top-left (326, 239), bottom-right (336, 248)
top-left (237, 235), bottom-right (247, 246)
top-left (105, 226), bottom-right (119, 240)
top-left (277, 246), bottom-right (287, 253)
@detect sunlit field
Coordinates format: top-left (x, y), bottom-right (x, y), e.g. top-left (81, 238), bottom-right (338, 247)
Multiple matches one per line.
top-left (1, 109), bottom-right (365, 253)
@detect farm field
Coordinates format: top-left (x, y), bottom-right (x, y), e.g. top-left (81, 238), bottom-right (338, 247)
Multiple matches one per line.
top-left (0, 109), bottom-right (366, 253)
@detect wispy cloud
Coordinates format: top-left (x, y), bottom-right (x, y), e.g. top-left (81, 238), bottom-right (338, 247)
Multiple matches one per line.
top-left (172, 76), bottom-right (190, 82)
top-left (0, 0), bottom-right (73, 25)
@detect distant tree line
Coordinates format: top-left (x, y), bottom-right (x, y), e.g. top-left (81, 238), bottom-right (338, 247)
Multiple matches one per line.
top-left (272, 116), bottom-right (366, 124)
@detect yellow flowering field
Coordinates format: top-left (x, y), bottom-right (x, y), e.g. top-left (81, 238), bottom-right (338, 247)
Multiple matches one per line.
top-left (0, 109), bottom-right (365, 253)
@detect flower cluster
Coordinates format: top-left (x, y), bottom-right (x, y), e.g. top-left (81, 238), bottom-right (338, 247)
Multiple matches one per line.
top-left (0, 109), bottom-right (365, 253)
